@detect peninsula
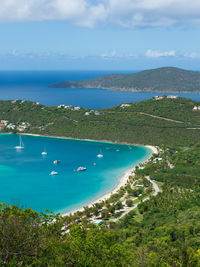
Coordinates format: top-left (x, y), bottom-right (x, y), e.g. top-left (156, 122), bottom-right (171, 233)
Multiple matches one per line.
top-left (49, 67), bottom-right (200, 93)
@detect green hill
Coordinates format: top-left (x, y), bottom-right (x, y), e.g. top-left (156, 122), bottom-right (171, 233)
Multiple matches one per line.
top-left (1, 97), bottom-right (200, 146)
top-left (1, 98), bottom-right (200, 265)
top-left (49, 67), bottom-right (200, 93)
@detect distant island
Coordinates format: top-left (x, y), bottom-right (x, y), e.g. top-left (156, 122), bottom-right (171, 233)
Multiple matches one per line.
top-left (49, 67), bottom-right (200, 93)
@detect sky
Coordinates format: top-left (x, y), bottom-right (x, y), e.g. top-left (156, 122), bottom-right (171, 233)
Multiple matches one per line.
top-left (0, 0), bottom-right (200, 70)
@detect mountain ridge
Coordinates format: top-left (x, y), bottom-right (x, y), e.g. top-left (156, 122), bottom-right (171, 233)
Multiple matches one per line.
top-left (49, 67), bottom-right (200, 93)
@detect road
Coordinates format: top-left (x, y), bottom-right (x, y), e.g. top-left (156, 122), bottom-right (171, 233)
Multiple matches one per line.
top-left (112, 177), bottom-right (160, 222)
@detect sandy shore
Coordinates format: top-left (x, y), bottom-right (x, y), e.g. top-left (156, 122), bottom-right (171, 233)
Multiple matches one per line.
top-left (61, 145), bottom-right (158, 217)
top-left (19, 133), bottom-right (158, 217)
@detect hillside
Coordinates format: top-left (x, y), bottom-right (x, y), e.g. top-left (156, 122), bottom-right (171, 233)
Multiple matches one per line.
top-left (1, 98), bottom-right (200, 265)
top-left (0, 97), bottom-right (200, 146)
top-left (49, 67), bottom-right (200, 93)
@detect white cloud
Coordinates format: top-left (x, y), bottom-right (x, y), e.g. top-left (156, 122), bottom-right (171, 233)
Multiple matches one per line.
top-left (145, 49), bottom-right (176, 58)
top-left (184, 52), bottom-right (200, 59)
top-left (101, 49), bottom-right (117, 58)
top-left (0, 0), bottom-right (200, 28)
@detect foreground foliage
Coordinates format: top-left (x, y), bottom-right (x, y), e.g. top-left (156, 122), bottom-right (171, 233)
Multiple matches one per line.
top-left (1, 144), bottom-right (200, 266)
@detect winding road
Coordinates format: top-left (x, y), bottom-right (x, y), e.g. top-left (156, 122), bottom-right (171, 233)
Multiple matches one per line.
top-left (112, 177), bottom-right (160, 222)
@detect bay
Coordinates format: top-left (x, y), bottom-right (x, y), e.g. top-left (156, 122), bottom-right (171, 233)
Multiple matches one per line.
top-left (0, 134), bottom-right (151, 214)
top-left (0, 70), bottom-right (200, 109)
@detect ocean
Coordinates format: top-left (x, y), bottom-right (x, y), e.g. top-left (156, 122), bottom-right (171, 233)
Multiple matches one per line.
top-left (0, 70), bottom-right (200, 109)
top-left (0, 134), bottom-right (151, 214)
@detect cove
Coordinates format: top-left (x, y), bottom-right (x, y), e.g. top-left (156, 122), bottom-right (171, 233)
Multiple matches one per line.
top-left (0, 134), bottom-right (152, 214)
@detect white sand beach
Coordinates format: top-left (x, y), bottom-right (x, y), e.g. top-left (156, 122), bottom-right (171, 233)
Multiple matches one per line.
top-left (61, 144), bottom-right (158, 217)
top-left (19, 133), bottom-right (158, 217)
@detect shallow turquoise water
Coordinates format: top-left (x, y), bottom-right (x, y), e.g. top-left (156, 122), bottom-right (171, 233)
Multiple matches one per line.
top-left (0, 134), bottom-right (151, 214)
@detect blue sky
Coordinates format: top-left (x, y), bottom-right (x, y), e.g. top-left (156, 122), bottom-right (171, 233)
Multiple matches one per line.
top-left (1, 0), bottom-right (200, 70)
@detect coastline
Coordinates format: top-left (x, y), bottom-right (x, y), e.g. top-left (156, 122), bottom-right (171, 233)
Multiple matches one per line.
top-left (60, 145), bottom-right (158, 217)
top-left (17, 133), bottom-right (158, 216)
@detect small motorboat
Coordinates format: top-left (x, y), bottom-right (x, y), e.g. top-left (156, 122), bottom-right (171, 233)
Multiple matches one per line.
top-left (77, 167), bottom-right (87, 172)
top-left (41, 151), bottom-right (47, 155)
top-left (97, 154), bottom-right (103, 158)
top-left (50, 171), bottom-right (58, 175)
top-left (53, 160), bottom-right (60, 164)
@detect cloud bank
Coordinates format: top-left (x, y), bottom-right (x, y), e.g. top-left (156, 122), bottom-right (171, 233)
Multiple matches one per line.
top-left (1, 0), bottom-right (200, 28)
top-left (145, 49), bottom-right (176, 58)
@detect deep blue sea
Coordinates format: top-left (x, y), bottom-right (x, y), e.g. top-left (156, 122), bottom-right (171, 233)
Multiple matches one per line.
top-left (0, 70), bottom-right (200, 109)
top-left (0, 134), bottom-right (151, 214)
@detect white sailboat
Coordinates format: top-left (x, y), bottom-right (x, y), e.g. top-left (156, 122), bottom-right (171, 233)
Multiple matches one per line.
top-left (41, 147), bottom-right (47, 155)
top-left (49, 171), bottom-right (58, 175)
top-left (97, 149), bottom-right (103, 158)
top-left (15, 135), bottom-right (24, 149)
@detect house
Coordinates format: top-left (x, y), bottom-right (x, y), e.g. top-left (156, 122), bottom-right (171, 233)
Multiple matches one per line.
top-left (167, 95), bottom-right (178, 99)
top-left (94, 111), bottom-right (100, 116)
top-left (138, 166), bottom-right (145, 170)
top-left (64, 105), bottom-right (72, 109)
top-left (135, 184), bottom-right (144, 188)
top-left (6, 124), bottom-right (16, 130)
top-left (1, 120), bottom-right (8, 125)
top-left (57, 104), bottom-right (65, 108)
top-left (193, 106), bottom-right (200, 111)
top-left (74, 106), bottom-right (80, 111)
top-left (84, 112), bottom-right (90, 116)
top-left (154, 96), bottom-right (165, 100)
top-left (17, 125), bottom-right (26, 132)
top-left (120, 103), bottom-right (131, 108)
top-left (153, 157), bottom-right (163, 163)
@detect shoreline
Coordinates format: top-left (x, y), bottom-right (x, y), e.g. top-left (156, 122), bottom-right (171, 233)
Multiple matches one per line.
top-left (61, 146), bottom-right (157, 217)
top-left (19, 132), bottom-right (155, 147)
top-left (14, 133), bottom-right (158, 216)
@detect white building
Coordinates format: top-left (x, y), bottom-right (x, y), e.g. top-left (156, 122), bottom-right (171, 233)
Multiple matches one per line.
top-left (74, 106), bottom-right (80, 111)
top-left (167, 95), bottom-right (178, 99)
top-left (7, 124), bottom-right (16, 130)
top-left (193, 106), bottom-right (200, 111)
top-left (120, 103), bottom-right (131, 108)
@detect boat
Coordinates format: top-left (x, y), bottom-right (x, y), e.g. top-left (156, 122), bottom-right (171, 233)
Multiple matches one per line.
top-left (41, 151), bottom-right (47, 155)
top-left (53, 160), bottom-right (60, 164)
top-left (77, 167), bottom-right (87, 171)
top-left (50, 171), bottom-right (58, 175)
top-left (15, 135), bottom-right (24, 149)
top-left (97, 149), bottom-right (103, 158)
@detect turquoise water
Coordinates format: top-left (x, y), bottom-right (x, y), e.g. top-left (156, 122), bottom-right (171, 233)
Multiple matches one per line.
top-left (0, 134), bottom-right (151, 214)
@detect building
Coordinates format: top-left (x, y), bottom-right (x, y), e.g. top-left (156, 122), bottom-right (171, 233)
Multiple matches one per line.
top-left (167, 95), bottom-right (178, 99)
top-left (6, 124), bottom-right (16, 130)
top-left (120, 103), bottom-right (131, 108)
top-left (153, 157), bottom-right (163, 163)
top-left (84, 112), bottom-right (90, 116)
top-left (135, 184), bottom-right (144, 188)
top-left (74, 106), bottom-right (80, 111)
top-left (193, 106), bottom-right (200, 111)
top-left (154, 96), bottom-right (165, 100)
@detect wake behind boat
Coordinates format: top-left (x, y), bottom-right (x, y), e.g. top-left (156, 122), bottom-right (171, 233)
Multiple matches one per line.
top-left (15, 135), bottom-right (24, 149)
